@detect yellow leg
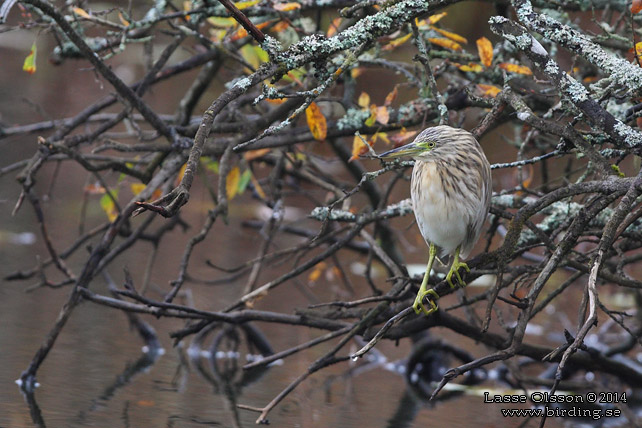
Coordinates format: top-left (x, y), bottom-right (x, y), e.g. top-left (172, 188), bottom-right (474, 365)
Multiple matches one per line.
top-left (445, 246), bottom-right (470, 289)
top-left (412, 243), bottom-right (440, 316)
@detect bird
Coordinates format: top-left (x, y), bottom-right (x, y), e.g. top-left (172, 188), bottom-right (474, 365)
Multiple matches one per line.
top-left (379, 126), bottom-right (492, 315)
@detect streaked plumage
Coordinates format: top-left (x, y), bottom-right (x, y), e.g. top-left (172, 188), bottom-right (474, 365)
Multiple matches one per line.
top-left (380, 126), bottom-right (491, 315)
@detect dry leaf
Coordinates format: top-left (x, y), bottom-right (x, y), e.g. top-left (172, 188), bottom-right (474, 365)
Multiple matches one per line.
top-left (271, 20), bottom-right (290, 33)
top-left (456, 62), bottom-right (483, 72)
top-left (308, 262), bottom-right (326, 282)
top-left (235, 0), bottom-right (260, 9)
top-left (117, 11), bottom-right (130, 26)
top-left (477, 84), bottom-right (502, 97)
top-left (226, 166), bottom-right (241, 200)
top-left (349, 135), bottom-right (372, 161)
top-left (72, 7), bottom-right (91, 18)
top-left (243, 148), bottom-right (271, 161)
top-left (498, 62), bottom-right (533, 75)
top-left (130, 183), bottom-right (146, 195)
top-left (376, 106), bottom-right (389, 125)
top-left (430, 26), bottom-right (467, 44)
top-left (632, 0), bottom-right (642, 14)
top-left (390, 128), bottom-right (418, 146)
top-left (476, 37), bottom-right (493, 67)
top-left (427, 37), bottom-right (462, 51)
top-left (175, 163), bottom-right (187, 186)
top-left (383, 33), bottom-right (412, 50)
top-left (384, 86), bottom-right (398, 106)
top-left (428, 12), bottom-right (447, 24)
top-left (305, 102), bottom-right (327, 141)
top-left (273, 2), bottom-right (301, 11)
top-left (327, 17), bottom-right (341, 37)
top-left (358, 92), bottom-right (370, 109)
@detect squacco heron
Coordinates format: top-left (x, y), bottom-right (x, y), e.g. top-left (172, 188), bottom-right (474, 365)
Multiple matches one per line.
top-left (381, 126), bottom-right (491, 315)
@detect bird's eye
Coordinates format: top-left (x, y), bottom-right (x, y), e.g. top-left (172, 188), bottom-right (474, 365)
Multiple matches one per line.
top-left (428, 142), bottom-right (435, 148)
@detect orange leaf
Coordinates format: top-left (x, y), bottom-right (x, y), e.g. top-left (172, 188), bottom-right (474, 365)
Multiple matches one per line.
top-left (427, 38), bottom-right (462, 51)
top-left (389, 128), bottom-right (418, 147)
top-left (498, 62), bottom-right (533, 75)
top-left (72, 7), bottom-right (91, 19)
top-left (384, 86), bottom-right (398, 106)
top-left (477, 84), bottom-right (502, 97)
top-left (226, 166), bottom-right (241, 200)
top-left (22, 42), bottom-right (37, 75)
top-left (305, 102), bottom-right (327, 141)
top-left (429, 26), bottom-right (467, 44)
top-left (382, 32), bottom-right (412, 50)
top-left (308, 262), bottom-right (326, 282)
top-left (271, 20), bottom-right (290, 33)
top-left (243, 148), bottom-right (271, 161)
top-left (84, 183), bottom-right (106, 194)
top-left (130, 183), bottom-right (146, 195)
top-left (357, 92), bottom-right (370, 109)
top-left (231, 21), bottom-right (271, 41)
top-left (427, 12), bottom-right (447, 24)
top-left (117, 11), bottom-right (130, 26)
top-left (349, 135), bottom-right (372, 161)
top-left (327, 17), bottom-right (341, 37)
top-left (476, 37), bottom-right (493, 67)
top-left (175, 163), bottom-right (187, 186)
top-left (633, 0), bottom-right (642, 14)
top-left (456, 62), bottom-right (483, 72)
top-left (273, 2), bottom-right (301, 11)
top-left (376, 106), bottom-right (389, 125)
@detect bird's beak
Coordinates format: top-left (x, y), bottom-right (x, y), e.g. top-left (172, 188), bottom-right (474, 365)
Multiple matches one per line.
top-left (378, 142), bottom-right (420, 159)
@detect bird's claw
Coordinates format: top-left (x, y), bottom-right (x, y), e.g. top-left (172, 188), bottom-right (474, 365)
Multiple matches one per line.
top-left (412, 288), bottom-right (440, 316)
top-left (446, 261), bottom-right (470, 289)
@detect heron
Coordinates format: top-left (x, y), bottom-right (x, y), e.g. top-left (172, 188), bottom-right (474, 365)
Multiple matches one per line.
top-left (380, 126), bottom-right (492, 315)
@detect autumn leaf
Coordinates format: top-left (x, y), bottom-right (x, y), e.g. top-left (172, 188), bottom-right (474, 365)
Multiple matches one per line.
top-left (498, 62), bottom-right (533, 75)
top-left (376, 106), bottom-right (389, 125)
top-left (428, 12), bottom-right (447, 24)
top-left (175, 163), bottom-right (187, 186)
top-left (243, 148), bottom-right (271, 161)
top-left (130, 183), bottom-right (146, 195)
top-left (427, 37), bottom-right (462, 51)
top-left (384, 86), bottom-right (398, 106)
top-left (476, 37), bottom-right (493, 67)
top-left (72, 7), bottom-right (91, 18)
top-left (183, 1), bottom-right (192, 20)
top-left (390, 128), bottom-right (418, 146)
top-left (271, 20), bottom-right (290, 33)
top-left (231, 21), bottom-right (271, 41)
top-left (273, 2), bottom-right (301, 11)
top-left (23, 42), bottom-right (37, 75)
top-left (430, 26), bottom-right (467, 44)
top-left (365, 105), bottom-right (377, 127)
top-left (456, 62), bottom-right (483, 72)
top-left (477, 84), bottom-right (502, 97)
top-left (100, 190), bottom-right (119, 222)
top-left (308, 262), bottom-right (327, 282)
top-left (84, 183), bottom-right (106, 194)
top-left (632, 0), bottom-right (642, 14)
top-left (327, 17), bottom-right (342, 37)
top-left (349, 135), bottom-right (372, 161)
top-left (235, 0), bottom-right (260, 9)
top-left (207, 16), bottom-right (237, 27)
top-left (383, 32), bottom-right (412, 50)
top-left (117, 11), bottom-right (130, 26)
top-left (250, 174), bottom-right (266, 199)
top-left (305, 102), bottom-right (327, 141)
top-left (238, 169), bottom-right (252, 194)
top-left (357, 92), bottom-right (370, 109)
top-left (226, 166), bottom-right (241, 199)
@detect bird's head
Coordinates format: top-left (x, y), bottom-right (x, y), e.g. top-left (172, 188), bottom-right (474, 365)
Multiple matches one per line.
top-left (379, 125), bottom-right (465, 161)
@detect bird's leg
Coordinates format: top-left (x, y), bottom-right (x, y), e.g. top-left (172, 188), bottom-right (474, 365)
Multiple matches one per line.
top-left (445, 246), bottom-right (470, 289)
top-left (413, 243), bottom-right (440, 315)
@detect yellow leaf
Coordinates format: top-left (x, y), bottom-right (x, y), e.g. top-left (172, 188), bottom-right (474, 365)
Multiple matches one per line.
top-left (351, 68), bottom-right (364, 79)
top-left (207, 16), bottom-right (237, 27)
top-left (476, 37), bottom-right (493, 67)
top-left (308, 262), bottom-right (326, 282)
top-left (365, 105), bottom-right (377, 127)
top-left (428, 12), bottom-right (447, 24)
top-left (100, 191), bottom-right (119, 222)
top-left (477, 84), bottom-right (502, 97)
top-left (117, 11), bottom-right (130, 26)
top-left (130, 183), bottom-right (146, 195)
top-left (23, 42), bottom-right (37, 75)
top-left (427, 38), bottom-right (462, 51)
top-left (305, 102), bottom-right (327, 141)
top-left (456, 62), bottom-right (483, 72)
top-left (358, 92), bottom-right (370, 109)
top-left (327, 17), bottom-right (341, 37)
top-left (633, 0), bottom-right (642, 14)
top-left (72, 7), bottom-right (91, 19)
top-left (235, 0), bottom-right (260, 9)
top-left (383, 32), bottom-right (412, 50)
top-left (384, 86), bottom-right (398, 106)
top-left (430, 26), bottom-right (467, 44)
top-left (376, 106), bottom-right (389, 125)
top-left (349, 135), bottom-right (372, 161)
top-left (183, 1), bottom-right (191, 19)
top-left (635, 42), bottom-right (642, 62)
top-left (498, 62), bottom-right (533, 75)
top-left (273, 2), bottom-right (301, 11)
top-left (226, 166), bottom-right (241, 200)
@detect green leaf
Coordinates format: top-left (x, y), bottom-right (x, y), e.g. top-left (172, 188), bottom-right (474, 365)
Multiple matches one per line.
top-left (238, 169), bottom-right (252, 194)
top-left (203, 158), bottom-right (219, 174)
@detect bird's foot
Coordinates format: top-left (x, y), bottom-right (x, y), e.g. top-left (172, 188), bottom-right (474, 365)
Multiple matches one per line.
top-left (446, 260), bottom-right (470, 289)
top-left (412, 288), bottom-right (440, 316)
